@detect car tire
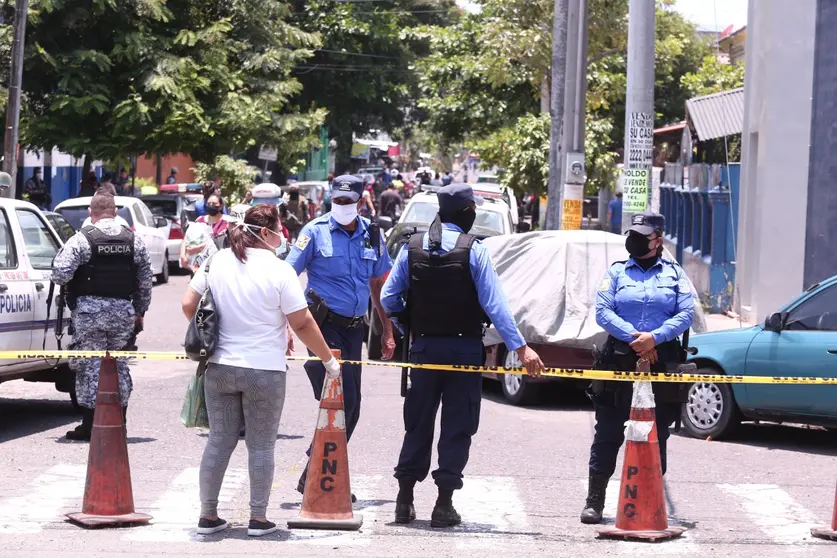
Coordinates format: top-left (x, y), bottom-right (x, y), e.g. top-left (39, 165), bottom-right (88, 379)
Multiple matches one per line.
top-left (680, 368), bottom-right (741, 440)
top-left (156, 252), bottom-right (170, 284)
top-left (500, 349), bottom-right (540, 406)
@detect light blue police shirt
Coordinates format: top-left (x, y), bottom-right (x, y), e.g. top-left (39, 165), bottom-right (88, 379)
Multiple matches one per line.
top-left (381, 223), bottom-right (526, 351)
top-left (595, 258), bottom-right (695, 345)
top-left (287, 214), bottom-right (392, 318)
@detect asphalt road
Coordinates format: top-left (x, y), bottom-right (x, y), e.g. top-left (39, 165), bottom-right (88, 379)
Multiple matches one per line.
top-left (1, 274), bottom-right (837, 557)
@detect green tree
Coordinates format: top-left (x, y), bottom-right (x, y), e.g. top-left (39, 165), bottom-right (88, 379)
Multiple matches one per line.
top-left (289, 0), bottom-right (457, 172)
top-left (193, 155), bottom-right (259, 203)
top-left (20, 0), bottom-right (324, 176)
top-left (681, 55), bottom-right (745, 98)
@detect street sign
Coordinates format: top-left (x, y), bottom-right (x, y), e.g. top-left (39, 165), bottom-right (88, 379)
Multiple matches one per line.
top-left (258, 146), bottom-right (278, 162)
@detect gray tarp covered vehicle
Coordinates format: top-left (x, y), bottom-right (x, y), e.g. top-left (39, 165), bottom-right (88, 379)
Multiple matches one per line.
top-left (479, 230), bottom-right (707, 405)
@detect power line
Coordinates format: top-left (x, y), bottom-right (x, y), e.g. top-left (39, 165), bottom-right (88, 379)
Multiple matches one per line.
top-left (316, 48), bottom-right (403, 60)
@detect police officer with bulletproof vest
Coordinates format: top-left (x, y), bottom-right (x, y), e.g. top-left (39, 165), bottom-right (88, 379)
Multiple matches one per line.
top-left (286, 175), bottom-right (394, 500)
top-left (51, 190), bottom-right (154, 441)
top-left (381, 184), bottom-right (545, 528)
top-left (580, 212), bottom-right (694, 524)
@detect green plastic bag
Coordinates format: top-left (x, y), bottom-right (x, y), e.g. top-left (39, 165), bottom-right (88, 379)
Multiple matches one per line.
top-left (180, 372), bottom-right (209, 429)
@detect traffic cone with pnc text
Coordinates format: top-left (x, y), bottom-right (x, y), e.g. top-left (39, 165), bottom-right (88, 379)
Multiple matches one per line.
top-left (811, 481), bottom-right (837, 541)
top-left (67, 355), bottom-right (151, 528)
top-left (288, 350), bottom-right (363, 531)
top-left (597, 359), bottom-right (685, 542)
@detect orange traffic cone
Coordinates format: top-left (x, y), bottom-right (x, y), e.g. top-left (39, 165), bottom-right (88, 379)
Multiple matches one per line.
top-left (288, 350), bottom-right (363, 531)
top-left (597, 360), bottom-right (685, 542)
top-left (811, 482), bottom-right (837, 541)
top-left (67, 355), bottom-right (151, 528)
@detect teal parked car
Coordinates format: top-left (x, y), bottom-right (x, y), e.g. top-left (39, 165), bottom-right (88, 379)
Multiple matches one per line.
top-left (682, 276), bottom-right (837, 439)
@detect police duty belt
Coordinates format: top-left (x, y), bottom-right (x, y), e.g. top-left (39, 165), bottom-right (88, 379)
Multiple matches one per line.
top-left (3, 349), bottom-right (837, 386)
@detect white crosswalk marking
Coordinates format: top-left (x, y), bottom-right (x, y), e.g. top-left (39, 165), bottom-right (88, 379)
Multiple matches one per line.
top-left (0, 464), bottom-right (86, 534)
top-left (453, 476), bottom-right (530, 549)
top-left (126, 467), bottom-right (247, 542)
top-left (717, 484), bottom-right (826, 547)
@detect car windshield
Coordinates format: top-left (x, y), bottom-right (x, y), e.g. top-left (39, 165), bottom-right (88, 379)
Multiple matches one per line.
top-left (143, 199), bottom-right (178, 218)
top-left (402, 201), bottom-right (505, 235)
top-left (56, 206), bottom-right (134, 230)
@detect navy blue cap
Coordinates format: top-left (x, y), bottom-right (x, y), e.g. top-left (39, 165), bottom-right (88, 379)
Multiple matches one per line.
top-left (331, 175), bottom-right (364, 203)
top-left (627, 212), bottom-right (665, 235)
top-left (437, 184), bottom-right (484, 214)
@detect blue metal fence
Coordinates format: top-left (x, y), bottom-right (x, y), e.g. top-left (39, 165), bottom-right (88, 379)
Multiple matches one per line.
top-left (659, 163), bottom-right (739, 313)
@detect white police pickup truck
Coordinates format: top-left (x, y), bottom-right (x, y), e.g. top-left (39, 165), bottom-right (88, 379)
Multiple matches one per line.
top-left (0, 198), bottom-right (76, 407)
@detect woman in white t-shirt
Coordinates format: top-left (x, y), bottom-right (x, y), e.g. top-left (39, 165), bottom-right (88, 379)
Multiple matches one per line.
top-left (181, 203), bottom-right (340, 538)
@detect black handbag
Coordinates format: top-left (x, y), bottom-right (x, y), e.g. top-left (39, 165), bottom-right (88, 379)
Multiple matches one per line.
top-left (184, 254), bottom-right (219, 361)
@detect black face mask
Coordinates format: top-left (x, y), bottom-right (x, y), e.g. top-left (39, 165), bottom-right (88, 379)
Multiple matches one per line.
top-left (626, 232), bottom-right (654, 259)
top-left (443, 207), bottom-right (477, 234)
top-left (206, 205), bottom-right (220, 216)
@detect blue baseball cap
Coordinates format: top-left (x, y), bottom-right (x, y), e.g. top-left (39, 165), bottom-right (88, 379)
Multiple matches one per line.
top-left (437, 184), bottom-right (484, 214)
top-left (331, 175), bottom-right (364, 203)
top-left (627, 212), bottom-right (665, 235)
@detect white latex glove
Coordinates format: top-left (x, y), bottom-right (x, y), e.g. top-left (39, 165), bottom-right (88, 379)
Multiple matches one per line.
top-left (323, 357), bottom-right (341, 379)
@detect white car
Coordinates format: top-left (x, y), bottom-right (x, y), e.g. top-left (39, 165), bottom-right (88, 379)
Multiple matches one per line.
top-left (470, 182), bottom-right (520, 231)
top-left (399, 190), bottom-right (515, 237)
top-left (54, 196), bottom-right (170, 283)
top-left (0, 198), bottom-right (76, 405)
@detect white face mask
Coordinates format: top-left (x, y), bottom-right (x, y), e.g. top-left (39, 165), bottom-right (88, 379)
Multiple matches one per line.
top-left (331, 202), bottom-right (358, 226)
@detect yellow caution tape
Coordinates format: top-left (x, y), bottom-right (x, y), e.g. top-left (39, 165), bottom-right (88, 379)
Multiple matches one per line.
top-left (4, 349), bottom-right (837, 385)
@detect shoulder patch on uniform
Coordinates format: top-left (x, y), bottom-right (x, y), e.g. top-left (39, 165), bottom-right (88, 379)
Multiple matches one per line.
top-left (295, 233), bottom-right (311, 250)
top-left (599, 275), bottom-right (611, 291)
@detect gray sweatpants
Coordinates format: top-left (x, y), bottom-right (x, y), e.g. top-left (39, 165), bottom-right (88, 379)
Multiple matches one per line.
top-left (199, 363), bottom-right (286, 518)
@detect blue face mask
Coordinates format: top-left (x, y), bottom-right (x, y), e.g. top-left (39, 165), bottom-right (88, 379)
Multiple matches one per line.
top-left (248, 227), bottom-right (286, 257)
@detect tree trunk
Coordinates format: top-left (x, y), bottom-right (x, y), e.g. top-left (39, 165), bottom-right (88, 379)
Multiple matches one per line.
top-left (334, 127), bottom-right (353, 174)
top-left (80, 154), bottom-right (91, 197)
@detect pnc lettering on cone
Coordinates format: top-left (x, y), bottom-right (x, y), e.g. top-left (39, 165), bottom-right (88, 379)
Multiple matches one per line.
top-left (66, 356), bottom-right (151, 528)
top-left (597, 361), bottom-right (685, 542)
top-left (288, 350), bottom-right (363, 531)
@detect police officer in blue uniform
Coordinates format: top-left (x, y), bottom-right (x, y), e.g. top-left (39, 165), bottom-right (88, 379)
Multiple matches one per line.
top-left (287, 175), bottom-right (395, 500)
top-left (382, 184), bottom-right (545, 528)
top-left (580, 212), bottom-right (695, 524)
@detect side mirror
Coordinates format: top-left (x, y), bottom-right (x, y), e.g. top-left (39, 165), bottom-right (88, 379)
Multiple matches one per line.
top-left (154, 216), bottom-right (169, 228)
top-left (764, 312), bottom-right (786, 333)
top-left (377, 216), bottom-right (393, 231)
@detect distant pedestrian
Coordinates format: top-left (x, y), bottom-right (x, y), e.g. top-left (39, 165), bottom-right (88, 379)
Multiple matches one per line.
top-left (608, 190), bottom-right (623, 234)
top-left (79, 171), bottom-right (99, 197)
top-left (379, 182), bottom-right (403, 220)
top-left (441, 171), bottom-right (452, 186)
top-left (24, 167), bottom-right (49, 209)
top-left (182, 203), bottom-right (341, 537)
top-left (167, 167), bottom-right (179, 184)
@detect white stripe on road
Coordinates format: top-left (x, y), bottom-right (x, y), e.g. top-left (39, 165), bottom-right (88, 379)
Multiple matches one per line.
top-left (452, 476), bottom-right (530, 549)
top-left (287, 474), bottom-right (383, 546)
top-left (0, 464), bottom-right (86, 534)
top-left (717, 484), bottom-right (825, 547)
top-left (126, 467), bottom-right (247, 542)
top-left (579, 478), bottom-right (697, 554)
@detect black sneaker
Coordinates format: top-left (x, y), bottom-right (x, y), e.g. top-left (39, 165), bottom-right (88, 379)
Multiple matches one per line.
top-left (430, 502), bottom-right (462, 528)
top-left (197, 517), bottom-right (229, 535)
top-left (248, 519), bottom-right (279, 537)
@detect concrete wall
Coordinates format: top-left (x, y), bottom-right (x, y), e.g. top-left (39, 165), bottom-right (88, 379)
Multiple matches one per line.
top-left (136, 154), bottom-right (197, 186)
top-left (803, 0), bottom-right (837, 287)
top-left (665, 238), bottom-right (709, 302)
top-left (736, 0), bottom-right (817, 323)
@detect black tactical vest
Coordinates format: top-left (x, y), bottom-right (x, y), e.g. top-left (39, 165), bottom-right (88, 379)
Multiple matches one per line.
top-left (70, 226), bottom-right (136, 300)
top-left (407, 232), bottom-right (487, 337)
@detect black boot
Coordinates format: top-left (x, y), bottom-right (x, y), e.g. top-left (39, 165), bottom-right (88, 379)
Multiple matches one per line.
top-left (430, 489), bottom-right (461, 528)
top-left (580, 473), bottom-right (610, 524)
top-left (66, 408), bottom-right (94, 442)
top-left (394, 478), bottom-right (417, 524)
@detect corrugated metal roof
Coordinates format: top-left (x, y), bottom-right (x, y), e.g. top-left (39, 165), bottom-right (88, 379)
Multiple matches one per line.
top-left (686, 87), bottom-right (744, 142)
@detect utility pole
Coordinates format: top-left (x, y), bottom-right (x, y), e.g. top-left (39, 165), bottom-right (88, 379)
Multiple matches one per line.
top-left (620, 0), bottom-right (656, 233)
top-left (544, 0), bottom-right (569, 230)
top-left (558, 0), bottom-right (589, 230)
top-left (2, 0), bottom-right (29, 199)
